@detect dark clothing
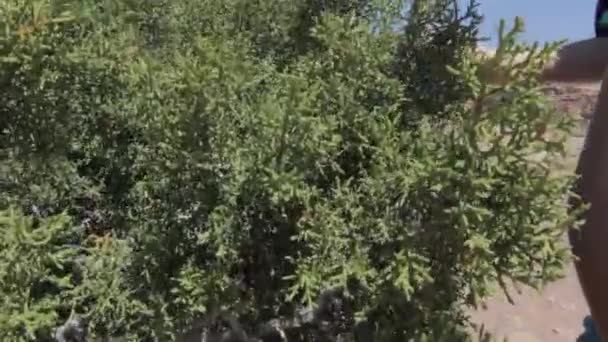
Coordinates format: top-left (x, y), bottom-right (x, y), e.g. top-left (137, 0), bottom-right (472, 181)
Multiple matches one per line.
top-left (596, 0), bottom-right (608, 37)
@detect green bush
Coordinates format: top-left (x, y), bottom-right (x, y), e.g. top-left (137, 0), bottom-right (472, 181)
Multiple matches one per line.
top-left (0, 0), bottom-right (582, 341)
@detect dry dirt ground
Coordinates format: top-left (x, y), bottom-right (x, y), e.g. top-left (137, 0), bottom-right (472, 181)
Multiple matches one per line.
top-left (468, 82), bottom-right (601, 342)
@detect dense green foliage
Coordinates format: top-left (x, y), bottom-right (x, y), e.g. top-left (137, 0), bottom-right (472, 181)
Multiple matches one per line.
top-left (0, 0), bottom-right (582, 341)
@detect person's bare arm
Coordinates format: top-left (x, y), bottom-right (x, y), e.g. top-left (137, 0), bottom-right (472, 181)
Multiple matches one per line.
top-left (541, 37), bottom-right (608, 83)
top-left (479, 36), bottom-right (608, 338)
top-left (549, 35), bottom-right (608, 341)
top-left (477, 37), bottom-right (608, 85)
top-left (569, 66), bottom-right (608, 341)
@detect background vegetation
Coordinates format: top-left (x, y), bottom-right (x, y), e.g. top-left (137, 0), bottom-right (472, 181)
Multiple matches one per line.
top-left (0, 0), bottom-right (582, 341)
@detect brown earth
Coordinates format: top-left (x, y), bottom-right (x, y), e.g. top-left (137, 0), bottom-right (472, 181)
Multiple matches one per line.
top-left (469, 82), bottom-right (601, 342)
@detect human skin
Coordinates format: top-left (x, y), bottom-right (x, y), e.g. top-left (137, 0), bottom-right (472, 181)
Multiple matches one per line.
top-left (479, 36), bottom-right (608, 340)
top-left (570, 90), bottom-right (608, 341)
top-left (541, 38), bottom-right (608, 83)
top-left (536, 37), bottom-right (608, 340)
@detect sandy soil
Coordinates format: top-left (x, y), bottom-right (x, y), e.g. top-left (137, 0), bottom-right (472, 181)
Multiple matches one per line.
top-left (469, 262), bottom-right (588, 341)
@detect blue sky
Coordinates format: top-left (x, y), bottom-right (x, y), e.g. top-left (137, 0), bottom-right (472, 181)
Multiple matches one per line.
top-left (470, 0), bottom-right (596, 47)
